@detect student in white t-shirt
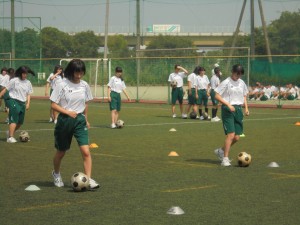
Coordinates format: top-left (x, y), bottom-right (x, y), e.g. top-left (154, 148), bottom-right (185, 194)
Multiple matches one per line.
top-left (213, 64), bottom-right (249, 167)
top-left (0, 67), bottom-right (8, 110)
top-left (0, 66), bottom-right (34, 143)
top-left (45, 65), bottom-right (64, 123)
top-left (107, 67), bottom-right (131, 129)
top-left (50, 59), bottom-right (99, 190)
top-left (195, 67), bottom-right (210, 120)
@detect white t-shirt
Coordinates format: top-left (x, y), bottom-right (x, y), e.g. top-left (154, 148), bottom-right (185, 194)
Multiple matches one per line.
top-left (47, 73), bottom-right (64, 90)
top-left (215, 77), bottom-right (248, 105)
top-left (187, 73), bottom-right (197, 88)
top-left (210, 75), bottom-right (220, 90)
top-left (0, 74), bottom-right (10, 87)
top-left (107, 76), bottom-right (126, 93)
top-left (6, 77), bottom-right (33, 102)
top-left (50, 79), bottom-right (93, 114)
top-left (263, 87), bottom-right (272, 99)
top-left (168, 72), bottom-right (186, 88)
top-left (288, 87), bottom-right (296, 97)
top-left (195, 75), bottom-right (210, 90)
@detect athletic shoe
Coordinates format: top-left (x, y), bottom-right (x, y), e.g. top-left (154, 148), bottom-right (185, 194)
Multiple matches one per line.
top-left (7, 137), bottom-right (17, 143)
top-left (199, 116), bottom-right (204, 120)
top-left (211, 117), bottom-right (221, 122)
top-left (111, 123), bottom-right (117, 129)
top-left (182, 114), bottom-right (187, 119)
top-left (172, 114), bottom-right (177, 118)
top-left (54, 119), bottom-right (57, 124)
top-left (196, 115), bottom-right (200, 119)
top-left (207, 115), bottom-right (211, 120)
top-left (89, 178), bottom-right (100, 189)
top-left (221, 157), bottom-right (231, 167)
top-left (49, 117), bottom-right (53, 123)
top-left (214, 148), bottom-right (224, 161)
top-left (52, 171), bottom-right (64, 187)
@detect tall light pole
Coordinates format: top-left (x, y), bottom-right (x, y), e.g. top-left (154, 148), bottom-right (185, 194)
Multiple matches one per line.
top-left (136, 0), bottom-right (141, 102)
top-left (11, 0), bottom-right (15, 67)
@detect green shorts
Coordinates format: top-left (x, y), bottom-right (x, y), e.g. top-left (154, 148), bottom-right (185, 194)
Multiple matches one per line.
top-left (171, 87), bottom-right (184, 105)
top-left (197, 89), bottom-right (208, 106)
top-left (287, 95), bottom-right (295, 100)
top-left (188, 88), bottom-right (196, 105)
top-left (8, 99), bottom-right (26, 124)
top-left (110, 91), bottom-right (121, 111)
top-left (210, 89), bottom-right (219, 105)
top-left (221, 105), bottom-right (244, 135)
top-left (260, 95), bottom-right (269, 101)
top-left (54, 113), bottom-right (89, 151)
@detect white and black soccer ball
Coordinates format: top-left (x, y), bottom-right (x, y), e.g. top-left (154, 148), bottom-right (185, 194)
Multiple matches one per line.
top-left (116, 119), bottom-right (125, 128)
top-left (71, 172), bottom-right (89, 192)
top-left (189, 111), bottom-right (197, 119)
top-left (19, 130), bottom-right (30, 142)
top-left (170, 80), bottom-right (177, 88)
top-left (237, 152), bottom-right (252, 167)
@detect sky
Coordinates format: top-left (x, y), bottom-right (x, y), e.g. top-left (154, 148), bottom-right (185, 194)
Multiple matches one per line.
top-left (1, 0), bottom-right (300, 33)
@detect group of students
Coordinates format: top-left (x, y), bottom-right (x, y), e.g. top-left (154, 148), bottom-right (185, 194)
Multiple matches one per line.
top-left (168, 63), bottom-right (222, 122)
top-left (169, 63), bottom-right (249, 166)
top-left (248, 82), bottom-right (299, 101)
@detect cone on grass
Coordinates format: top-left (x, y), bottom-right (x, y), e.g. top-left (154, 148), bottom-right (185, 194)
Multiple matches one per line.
top-left (25, 185), bottom-right (41, 191)
top-left (267, 162), bottom-right (279, 168)
top-left (294, 122), bottom-right (300, 126)
top-left (168, 151), bottom-right (179, 156)
top-left (169, 128), bottom-right (177, 132)
top-left (89, 143), bottom-right (99, 148)
top-left (167, 206), bottom-right (185, 215)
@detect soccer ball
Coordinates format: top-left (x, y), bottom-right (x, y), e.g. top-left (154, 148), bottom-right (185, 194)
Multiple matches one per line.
top-left (170, 80), bottom-right (177, 88)
top-left (19, 130), bottom-right (30, 142)
top-left (189, 111), bottom-right (197, 119)
top-left (237, 152), bottom-right (252, 167)
top-left (71, 172), bottom-right (89, 192)
top-left (202, 112), bottom-right (210, 120)
top-left (116, 119), bottom-right (125, 128)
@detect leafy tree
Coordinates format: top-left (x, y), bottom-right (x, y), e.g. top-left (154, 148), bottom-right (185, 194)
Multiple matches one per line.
top-left (71, 30), bottom-right (101, 58)
top-left (16, 28), bottom-right (40, 58)
top-left (107, 35), bottom-right (130, 58)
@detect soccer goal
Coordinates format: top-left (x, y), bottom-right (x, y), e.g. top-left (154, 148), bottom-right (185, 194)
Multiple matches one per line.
top-left (0, 52), bottom-right (12, 68)
top-left (59, 58), bottom-right (112, 99)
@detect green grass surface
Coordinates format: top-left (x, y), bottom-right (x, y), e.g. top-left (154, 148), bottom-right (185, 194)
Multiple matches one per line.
top-left (1, 100), bottom-right (300, 225)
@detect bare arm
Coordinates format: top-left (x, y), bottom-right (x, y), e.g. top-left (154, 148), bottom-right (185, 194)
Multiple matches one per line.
top-left (26, 95), bottom-right (31, 110)
top-left (215, 93), bottom-right (235, 112)
top-left (45, 82), bottom-right (50, 96)
top-left (123, 89), bottom-right (131, 101)
top-left (51, 101), bottom-right (77, 118)
top-left (107, 87), bottom-right (111, 102)
top-left (244, 96), bottom-right (249, 116)
top-left (177, 66), bottom-right (188, 74)
top-left (83, 103), bottom-right (90, 128)
top-left (0, 87), bottom-right (7, 98)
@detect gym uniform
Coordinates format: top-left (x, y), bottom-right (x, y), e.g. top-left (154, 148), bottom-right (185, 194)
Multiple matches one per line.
top-left (210, 74), bottom-right (220, 105)
top-left (108, 76), bottom-right (126, 111)
top-left (5, 77), bottom-right (33, 124)
top-left (168, 72), bottom-right (187, 105)
top-left (0, 74), bottom-right (11, 107)
top-left (215, 77), bottom-right (248, 135)
top-left (287, 87), bottom-right (296, 100)
top-left (187, 73), bottom-right (197, 105)
top-left (195, 74), bottom-right (210, 106)
top-left (50, 79), bottom-right (93, 151)
top-left (46, 73), bottom-right (64, 95)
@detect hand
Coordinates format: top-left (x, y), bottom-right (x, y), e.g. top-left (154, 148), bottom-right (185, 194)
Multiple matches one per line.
top-left (188, 89), bottom-right (192, 96)
top-left (108, 97), bottom-right (111, 102)
top-left (195, 95), bottom-right (199, 100)
top-left (45, 93), bottom-right (49, 97)
top-left (86, 121), bottom-right (91, 129)
top-left (26, 104), bottom-right (30, 110)
top-left (228, 105), bottom-right (235, 112)
top-left (207, 92), bottom-right (210, 97)
top-left (244, 110), bottom-right (250, 116)
top-left (127, 97), bottom-right (131, 102)
top-left (67, 111), bottom-right (77, 119)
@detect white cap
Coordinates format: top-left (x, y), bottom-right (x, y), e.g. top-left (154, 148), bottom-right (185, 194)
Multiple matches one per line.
top-left (214, 63), bottom-right (219, 68)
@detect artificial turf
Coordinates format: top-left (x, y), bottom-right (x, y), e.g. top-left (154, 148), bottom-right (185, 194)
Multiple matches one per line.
top-left (1, 100), bottom-right (300, 225)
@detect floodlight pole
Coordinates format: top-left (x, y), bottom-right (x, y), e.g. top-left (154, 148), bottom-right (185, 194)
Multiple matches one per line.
top-left (250, 0), bottom-right (255, 59)
top-left (136, 0), bottom-right (141, 102)
top-left (11, 0), bottom-right (15, 67)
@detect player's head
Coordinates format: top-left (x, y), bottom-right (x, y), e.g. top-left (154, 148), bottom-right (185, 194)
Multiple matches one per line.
top-left (15, 66), bottom-right (35, 80)
top-left (193, 66), bottom-right (201, 75)
top-left (214, 67), bottom-right (221, 76)
top-left (1, 67), bottom-right (7, 74)
top-left (53, 65), bottom-right (63, 76)
top-left (7, 68), bottom-right (15, 78)
top-left (231, 64), bottom-right (244, 80)
top-left (199, 67), bottom-right (205, 75)
top-left (64, 59), bottom-right (86, 82)
top-left (174, 64), bottom-right (181, 72)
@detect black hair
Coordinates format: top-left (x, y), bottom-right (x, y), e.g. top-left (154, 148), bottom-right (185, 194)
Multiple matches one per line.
top-left (231, 64), bottom-right (244, 75)
top-left (199, 66), bottom-right (205, 72)
top-left (193, 66), bottom-right (201, 75)
top-left (174, 64), bottom-right (180, 69)
top-left (115, 66), bottom-right (122, 73)
top-left (64, 59), bottom-right (86, 81)
top-left (15, 66), bottom-right (35, 78)
top-left (53, 65), bottom-right (64, 76)
top-left (7, 68), bottom-right (15, 77)
top-left (1, 67), bottom-right (7, 73)
top-left (214, 67), bottom-right (220, 74)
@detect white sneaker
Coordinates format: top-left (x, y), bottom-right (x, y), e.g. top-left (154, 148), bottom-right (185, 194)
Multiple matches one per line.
top-left (221, 157), bottom-right (231, 167)
top-left (111, 123), bottom-right (117, 129)
top-left (196, 115), bottom-right (200, 119)
top-left (211, 117), bottom-right (220, 122)
top-left (89, 178), bottom-right (100, 189)
top-left (172, 114), bottom-right (177, 118)
top-left (49, 117), bottom-right (53, 123)
top-left (214, 148), bottom-right (224, 161)
top-left (182, 114), bottom-right (187, 119)
top-left (52, 171), bottom-right (64, 187)
top-left (199, 116), bottom-right (204, 120)
top-left (7, 137), bottom-right (17, 143)
top-left (54, 119), bottom-right (57, 124)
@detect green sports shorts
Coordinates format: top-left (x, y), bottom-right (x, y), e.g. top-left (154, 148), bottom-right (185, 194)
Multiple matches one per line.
top-left (110, 91), bottom-right (121, 111)
top-left (8, 99), bottom-right (26, 124)
top-left (171, 87), bottom-right (184, 105)
top-left (54, 113), bottom-right (89, 151)
top-left (221, 105), bottom-right (244, 135)
top-left (197, 89), bottom-right (208, 106)
top-left (188, 88), bottom-right (196, 105)
top-left (210, 89), bottom-right (219, 105)
top-left (260, 95), bottom-right (268, 101)
top-left (287, 95), bottom-right (295, 100)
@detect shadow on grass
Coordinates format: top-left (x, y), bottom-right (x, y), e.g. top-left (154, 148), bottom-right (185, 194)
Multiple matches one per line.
top-left (186, 158), bottom-right (220, 165)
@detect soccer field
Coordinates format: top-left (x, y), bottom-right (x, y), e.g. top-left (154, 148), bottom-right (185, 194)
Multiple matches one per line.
top-left (1, 100), bottom-right (300, 225)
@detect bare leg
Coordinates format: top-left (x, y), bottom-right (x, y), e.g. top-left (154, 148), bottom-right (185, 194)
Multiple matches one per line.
top-left (80, 145), bottom-right (92, 178)
top-left (53, 150), bottom-right (66, 174)
top-left (172, 105), bottom-right (175, 114)
top-left (222, 133), bottom-right (240, 157)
